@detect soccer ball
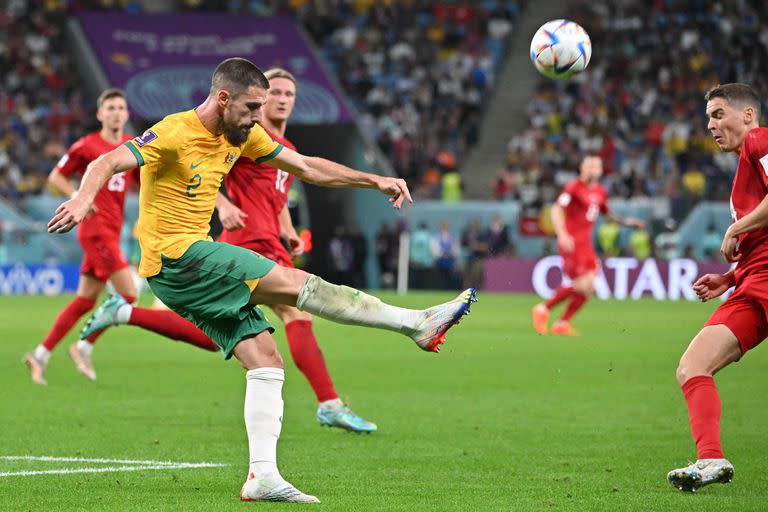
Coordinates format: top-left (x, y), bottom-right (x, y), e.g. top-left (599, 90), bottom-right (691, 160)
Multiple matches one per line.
top-left (530, 19), bottom-right (591, 80)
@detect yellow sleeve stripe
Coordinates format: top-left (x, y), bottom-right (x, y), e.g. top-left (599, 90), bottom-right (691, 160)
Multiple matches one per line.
top-left (254, 143), bottom-right (284, 164)
top-left (124, 141), bottom-right (145, 167)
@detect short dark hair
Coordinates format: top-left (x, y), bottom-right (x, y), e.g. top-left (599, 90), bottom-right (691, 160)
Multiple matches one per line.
top-left (705, 83), bottom-right (761, 116)
top-left (96, 88), bottom-right (126, 109)
top-left (211, 57), bottom-right (269, 97)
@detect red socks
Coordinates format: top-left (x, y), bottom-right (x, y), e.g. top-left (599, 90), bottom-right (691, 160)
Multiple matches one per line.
top-left (545, 286), bottom-right (573, 309)
top-left (128, 307), bottom-right (218, 352)
top-left (682, 376), bottom-right (724, 459)
top-left (42, 296), bottom-right (96, 351)
top-left (562, 292), bottom-right (587, 322)
top-left (285, 320), bottom-right (338, 402)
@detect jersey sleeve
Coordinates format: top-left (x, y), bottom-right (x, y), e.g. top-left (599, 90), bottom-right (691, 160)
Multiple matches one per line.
top-left (557, 181), bottom-right (578, 207)
top-left (123, 117), bottom-right (182, 171)
top-left (241, 124), bottom-right (283, 163)
top-left (54, 138), bottom-right (88, 178)
top-left (746, 129), bottom-right (768, 188)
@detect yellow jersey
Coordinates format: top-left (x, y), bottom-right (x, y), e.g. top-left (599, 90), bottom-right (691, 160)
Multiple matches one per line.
top-left (124, 110), bottom-right (282, 277)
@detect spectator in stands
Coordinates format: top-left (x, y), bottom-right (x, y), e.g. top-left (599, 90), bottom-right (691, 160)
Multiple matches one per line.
top-left (375, 222), bottom-right (397, 288)
top-left (701, 222), bottom-right (723, 262)
top-left (461, 219), bottom-right (488, 289)
top-left (655, 219), bottom-right (681, 261)
top-left (409, 222), bottom-right (434, 289)
top-left (432, 221), bottom-right (459, 272)
top-left (486, 213), bottom-right (510, 256)
top-left (597, 219), bottom-right (620, 257)
top-left (347, 224), bottom-right (368, 289)
top-left (328, 226), bottom-right (353, 286)
top-left (629, 226), bottom-right (651, 260)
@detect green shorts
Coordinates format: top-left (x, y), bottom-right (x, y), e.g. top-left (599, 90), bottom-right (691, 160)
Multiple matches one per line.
top-left (147, 240), bottom-right (277, 359)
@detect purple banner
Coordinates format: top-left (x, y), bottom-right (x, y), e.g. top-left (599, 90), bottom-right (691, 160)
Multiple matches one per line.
top-left (484, 256), bottom-right (733, 301)
top-left (77, 13), bottom-right (352, 124)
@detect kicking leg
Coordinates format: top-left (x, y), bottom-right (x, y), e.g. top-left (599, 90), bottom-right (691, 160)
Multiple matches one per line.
top-left (252, 266), bottom-right (475, 352)
top-left (273, 304), bottom-right (376, 433)
top-left (668, 324), bottom-right (741, 492)
top-left (235, 331), bottom-right (319, 503)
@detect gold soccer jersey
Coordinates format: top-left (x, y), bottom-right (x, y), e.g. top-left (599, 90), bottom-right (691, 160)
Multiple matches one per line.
top-left (124, 110), bottom-right (282, 277)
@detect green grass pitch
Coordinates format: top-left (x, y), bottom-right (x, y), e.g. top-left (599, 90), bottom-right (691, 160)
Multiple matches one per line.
top-left (1, 292), bottom-right (767, 511)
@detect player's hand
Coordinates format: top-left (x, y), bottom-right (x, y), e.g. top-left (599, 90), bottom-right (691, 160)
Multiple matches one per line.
top-left (692, 273), bottom-right (732, 302)
top-left (720, 227), bottom-right (740, 262)
top-left (376, 177), bottom-right (413, 209)
top-left (625, 217), bottom-right (645, 230)
top-left (48, 197), bottom-right (91, 233)
top-left (219, 201), bottom-right (248, 231)
top-left (558, 233), bottom-right (575, 253)
top-left (284, 232), bottom-right (304, 257)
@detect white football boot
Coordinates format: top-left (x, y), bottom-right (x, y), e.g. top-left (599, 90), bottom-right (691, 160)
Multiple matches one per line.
top-left (240, 472), bottom-right (319, 503)
top-left (667, 458), bottom-right (734, 492)
top-left (69, 341), bottom-right (97, 381)
top-left (410, 288), bottom-right (476, 352)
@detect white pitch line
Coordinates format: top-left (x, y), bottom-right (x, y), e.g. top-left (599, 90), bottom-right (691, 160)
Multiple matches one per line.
top-left (0, 456), bottom-right (214, 466)
top-left (0, 463), bottom-right (226, 478)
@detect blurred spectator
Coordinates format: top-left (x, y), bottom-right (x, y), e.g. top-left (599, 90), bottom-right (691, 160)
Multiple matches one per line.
top-left (328, 226), bottom-right (354, 285)
top-left (628, 226), bottom-right (651, 260)
top-left (461, 219), bottom-right (488, 289)
top-left (375, 222), bottom-right (397, 288)
top-left (347, 224), bottom-right (367, 289)
top-left (410, 222), bottom-right (433, 269)
top-left (432, 221), bottom-right (459, 272)
top-left (409, 221), bottom-right (434, 289)
top-left (701, 222), bottom-right (723, 262)
top-left (655, 219), bottom-right (680, 260)
top-left (597, 219), bottom-right (620, 257)
top-left (486, 213), bottom-right (510, 256)
top-left (441, 168), bottom-right (463, 203)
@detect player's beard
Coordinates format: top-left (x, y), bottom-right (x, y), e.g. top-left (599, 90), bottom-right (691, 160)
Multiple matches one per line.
top-left (217, 115), bottom-right (252, 146)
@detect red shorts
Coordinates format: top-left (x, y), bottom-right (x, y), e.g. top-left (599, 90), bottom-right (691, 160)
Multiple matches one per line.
top-left (705, 273), bottom-right (768, 354)
top-left (79, 236), bottom-right (129, 282)
top-left (559, 243), bottom-right (599, 280)
top-left (236, 240), bottom-right (294, 268)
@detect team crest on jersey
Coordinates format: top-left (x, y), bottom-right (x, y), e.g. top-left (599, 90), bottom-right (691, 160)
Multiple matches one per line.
top-left (223, 152), bottom-right (238, 164)
top-left (133, 130), bottom-right (158, 147)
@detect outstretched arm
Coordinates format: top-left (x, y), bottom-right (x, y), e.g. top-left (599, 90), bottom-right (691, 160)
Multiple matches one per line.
top-left (267, 147), bottom-right (412, 209)
top-left (48, 144), bottom-right (136, 233)
top-left (606, 212), bottom-right (645, 229)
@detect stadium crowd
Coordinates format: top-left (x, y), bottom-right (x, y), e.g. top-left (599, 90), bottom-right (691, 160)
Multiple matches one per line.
top-left (499, 0), bottom-right (768, 222)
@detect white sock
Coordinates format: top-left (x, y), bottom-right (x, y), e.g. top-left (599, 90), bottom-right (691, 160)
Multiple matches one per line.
top-left (245, 367), bottom-right (285, 478)
top-left (76, 339), bottom-right (94, 356)
top-left (296, 275), bottom-right (424, 336)
top-left (33, 345), bottom-right (50, 365)
top-left (115, 304), bottom-right (132, 324)
top-left (318, 398), bottom-right (343, 410)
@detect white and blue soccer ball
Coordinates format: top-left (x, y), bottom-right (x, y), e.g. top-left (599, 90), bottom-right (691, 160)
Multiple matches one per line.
top-left (530, 19), bottom-right (591, 80)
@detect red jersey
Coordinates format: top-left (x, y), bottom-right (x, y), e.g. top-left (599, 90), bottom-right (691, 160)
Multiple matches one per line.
top-left (218, 128), bottom-right (297, 246)
top-left (556, 179), bottom-right (609, 244)
top-left (55, 132), bottom-right (137, 239)
top-left (730, 127), bottom-right (768, 284)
